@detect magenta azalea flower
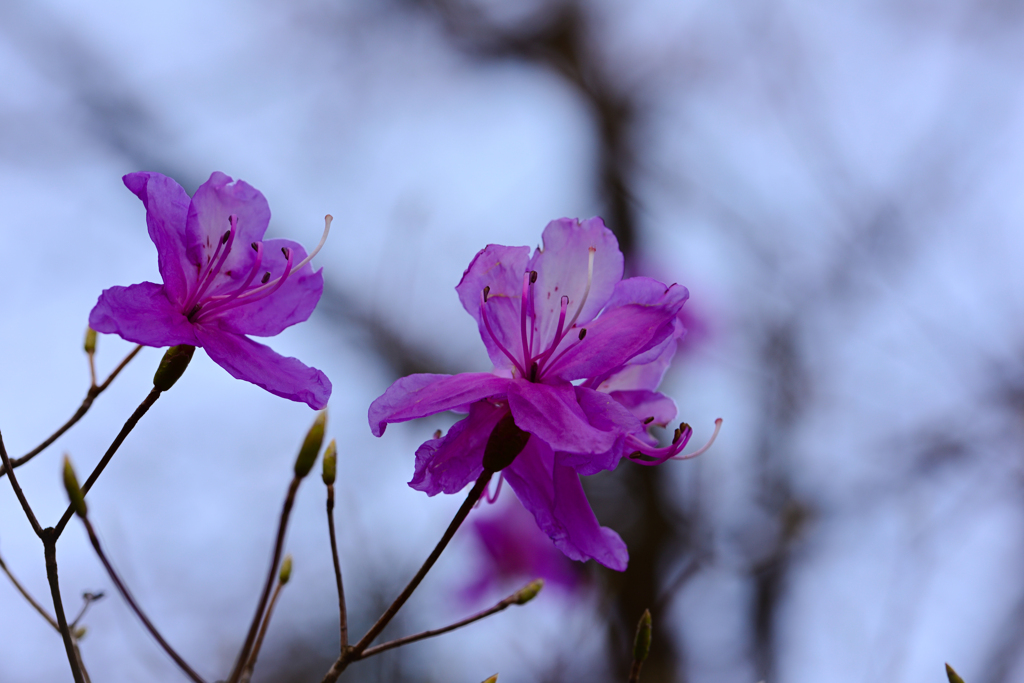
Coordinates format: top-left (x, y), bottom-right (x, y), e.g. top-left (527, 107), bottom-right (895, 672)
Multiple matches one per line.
top-left (369, 217), bottom-right (696, 571)
top-left (89, 172), bottom-right (332, 409)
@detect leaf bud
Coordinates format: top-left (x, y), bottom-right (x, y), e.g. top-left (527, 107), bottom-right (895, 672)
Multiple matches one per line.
top-left (278, 555), bottom-right (293, 585)
top-left (482, 412), bottom-right (530, 472)
top-left (512, 579), bottom-right (544, 605)
top-left (946, 664), bottom-right (965, 683)
top-left (632, 609), bottom-right (652, 663)
top-left (481, 676), bottom-right (498, 683)
top-left (73, 626), bottom-right (87, 640)
top-left (83, 328), bottom-right (97, 354)
top-left (294, 411), bottom-right (327, 479)
top-left (153, 345), bottom-right (195, 391)
top-left (322, 439), bottom-right (337, 485)
top-left (62, 455), bottom-right (87, 518)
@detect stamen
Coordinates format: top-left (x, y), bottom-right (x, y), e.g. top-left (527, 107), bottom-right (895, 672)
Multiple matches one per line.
top-left (533, 295), bottom-right (569, 373)
top-left (625, 423), bottom-right (695, 466)
top-left (261, 272), bottom-right (271, 284)
top-left (520, 271), bottom-right (533, 375)
top-left (192, 243), bottom-right (266, 318)
top-left (185, 215), bottom-right (238, 312)
top-left (485, 472), bottom-right (504, 503)
top-left (483, 285), bottom-right (490, 302)
top-left (529, 270), bottom-right (538, 284)
top-left (197, 246), bottom-right (295, 320)
top-left (643, 416), bottom-right (655, 425)
top-left (221, 229), bottom-right (231, 244)
top-left (433, 429), bottom-right (442, 440)
top-left (480, 292), bottom-right (527, 377)
top-left (564, 247), bottom-right (596, 331)
top-left (578, 328), bottom-right (587, 340)
top-left (671, 418), bottom-right (722, 460)
top-left (235, 215), bottom-right (331, 300)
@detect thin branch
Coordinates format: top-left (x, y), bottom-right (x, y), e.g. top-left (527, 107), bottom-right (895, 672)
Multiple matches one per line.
top-left (227, 477), bottom-right (302, 683)
top-left (53, 386), bottom-right (162, 538)
top-left (80, 517), bottom-right (207, 683)
top-left (0, 430), bottom-right (43, 537)
top-left (0, 553), bottom-right (59, 630)
top-left (353, 581), bottom-right (539, 660)
top-left (321, 470), bottom-right (492, 683)
top-left (0, 344), bottom-right (142, 478)
top-left (43, 531), bottom-right (86, 683)
top-left (240, 575), bottom-right (286, 683)
top-left (326, 484), bottom-right (348, 649)
top-left (70, 591), bottom-right (105, 630)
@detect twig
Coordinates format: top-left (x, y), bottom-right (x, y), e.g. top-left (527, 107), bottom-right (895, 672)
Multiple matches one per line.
top-left (43, 530), bottom-right (86, 683)
top-left (0, 553), bottom-right (59, 630)
top-left (80, 517), bottom-right (207, 683)
top-left (53, 386), bottom-right (162, 538)
top-left (321, 470), bottom-right (492, 683)
top-left (227, 477), bottom-right (301, 683)
top-left (0, 430), bottom-right (43, 537)
top-left (353, 580), bottom-right (543, 660)
top-left (240, 559), bottom-right (290, 683)
top-left (326, 483), bottom-right (348, 649)
top-left (0, 345), bottom-right (142, 478)
top-left (70, 591), bottom-right (105, 630)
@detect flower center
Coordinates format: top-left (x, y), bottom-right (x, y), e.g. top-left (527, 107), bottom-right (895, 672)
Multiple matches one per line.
top-left (183, 214), bottom-right (332, 324)
top-left (480, 246), bottom-right (595, 381)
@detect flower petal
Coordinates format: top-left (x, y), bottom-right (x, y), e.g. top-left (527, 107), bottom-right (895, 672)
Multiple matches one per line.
top-left (456, 244), bottom-right (532, 371)
top-left (504, 437), bottom-right (628, 571)
top-left (409, 401), bottom-right (505, 496)
top-left (195, 325), bottom-right (331, 409)
top-left (89, 282), bottom-right (198, 347)
top-left (555, 386), bottom-right (644, 475)
top-left (123, 172), bottom-right (191, 303)
top-left (185, 172), bottom-right (270, 292)
top-left (597, 318), bottom-right (684, 392)
top-left (607, 390), bottom-right (678, 427)
top-left (506, 380), bottom-right (618, 454)
top-left (213, 239), bottom-right (324, 337)
top-left (527, 217), bottom-right (623, 348)
top-left (369, 373), bottom-right (512, 437)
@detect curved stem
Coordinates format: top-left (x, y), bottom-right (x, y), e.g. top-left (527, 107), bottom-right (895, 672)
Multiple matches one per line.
top-left (326, 485), bottom-right (348, 649)
top-left (43, 531), bottom-right (86, 683)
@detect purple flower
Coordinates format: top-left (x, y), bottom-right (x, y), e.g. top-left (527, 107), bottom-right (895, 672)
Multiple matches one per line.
top-left (89, 172), bottom-right (332, 409)
top-left (369, 217), bottom-right (698, 571)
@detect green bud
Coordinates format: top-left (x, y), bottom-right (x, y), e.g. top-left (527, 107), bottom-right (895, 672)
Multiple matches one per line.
top-left (512, 579), bottom-right (544, 605)
top-left (62, 455), bottom-right (87, 518)
top-left (632, 609), bottom-right (652, 663)
top-left (83, 328), bottom-right (97, 354)
top-left (294, 411), bottom-right (327, 479)
top-left (946, 663), bottom-right (965, 683)
top-left (73, 626), bottom-right (87, 640)
top-left (279, 555), bottom-right (293, 584)
top-left (481, 412), bottom-right (530, 472)
top-left (322, 439), bottom-right (337, 485)
top-left (481, 676), bottom-right (498, 683)
top-left (152, 345), bottom-right (195, 391)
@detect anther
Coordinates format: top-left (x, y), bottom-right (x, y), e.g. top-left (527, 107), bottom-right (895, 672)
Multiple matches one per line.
top-left (643, 416), bottom-right (655, 425)
top-left (529, 270), bottom-right (538, 284)
top-left (483, 285), bottom-right (490, 302)
top-left (433, 429), bottom-right (442, 440)
top-left (251, 242), bottom-right (259, 251)
top-left (261, 272), bottom-right (271, 284)
top-left (529, 361), bottom-right (539, 382)
top-left (221, 230), bottom-right (231, 244)
top-left (281, 247), bottom-right (290, 258)
top-left (579, 328), bottom-right (587, 340)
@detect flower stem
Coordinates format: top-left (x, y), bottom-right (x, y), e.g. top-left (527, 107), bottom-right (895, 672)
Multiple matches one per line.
top-left (0, 430), bottom-right (43, 537)
top-left (227, 477), bottom-right (301, 683)
top-left (80, 517), bottom-right (207, 683)
top-left (53, 386), bottom-right (162, 539)
top-left (43, 530), bottom-right (86, 683)
top-left (326, 484), bottom-right (349, 649)
top-left (240, 576), bottom-right (286, 682)
top-left (320, 470), bottom-right (492, 683)
top-left (0, 345), bottom-right (142, 478)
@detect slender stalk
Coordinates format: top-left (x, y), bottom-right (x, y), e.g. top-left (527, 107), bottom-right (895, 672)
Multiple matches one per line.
top-left (326, 484), bottom-right (348, 649)
top-left (0, 345), bottom-right (142, 478)
top-left (54, 387), bottom-right (162, 538)
top-left (353, 582), bottom-right (537, 660)
top-left (227, 477), bottom-right (301, 683)
top-left (320, 471), bottom-right (492, 683)
top-left (240, 579), bottom-right (285, 683)
top-left (43, 531), bottom-right (86, 683)
top-left (0, 430), bottom-right (43, 537)
top-left (81, 517), bottom-right (207, 683)
top-left (0, 553), bottom-right (58, 630)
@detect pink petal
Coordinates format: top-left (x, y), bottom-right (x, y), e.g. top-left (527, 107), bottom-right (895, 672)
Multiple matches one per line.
top-left (409, 400), bottom-right (505, 496)
top-left (597, 318), bottom-right (685, 392)
top-left (506, 380), bottom-right (618, 455)
top-left (89, 282), bottom-right (198, 347)
top-left (607, 390), bottom-right (678, 427)
top-left (555, 387), bottom-right (643, 475)
top-left (526, 217), bottom-right (623, 349)
top-left (122, 172), bottom-right (191, 303)
top-left (195, 325), bottom-right (331, 409)
top-left (368, 373), bottom-right (512, 437)
top-left (504, 437), bottom-right (628, 571)
top-left (456, 244), bottom-right (532, 371)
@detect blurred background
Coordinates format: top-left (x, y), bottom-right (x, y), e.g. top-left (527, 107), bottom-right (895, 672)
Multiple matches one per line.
top-left (2, 1), bottom-right (1024, 681)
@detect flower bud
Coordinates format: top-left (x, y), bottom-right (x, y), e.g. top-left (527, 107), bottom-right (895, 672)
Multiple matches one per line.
top-left (632, 609), bottom-right (652, 663)
top-left (512, 579), bottom-right (544, 605)
top-left (481, 676), bottom-right (498, 683)
top-left (279, 555), bottom-right (293, 585)
top-left (482, 412), bottom-right (530, 472)
top-left (152, 345), bottom-right (195, 391)
top-left (62, 455), bottom-right (87, 518)
top-left (73, 626), bottom-right (87, 640)
top-left (83, 328), bottom-right (97, 354)
top-left (322, 439), bottom-right (337, 485)
top-left (294, 411), bottom-right (327, 479)
top-left (946, 664), bottom-right (965, 683)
